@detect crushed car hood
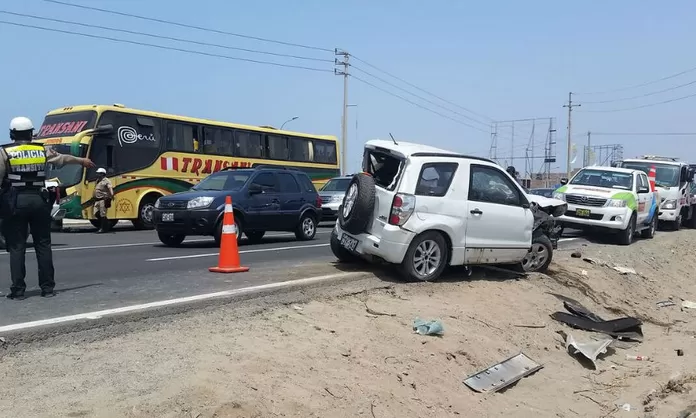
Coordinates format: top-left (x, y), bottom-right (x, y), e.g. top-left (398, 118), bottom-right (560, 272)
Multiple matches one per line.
top-left (527, 193), bottom-right (565, 209)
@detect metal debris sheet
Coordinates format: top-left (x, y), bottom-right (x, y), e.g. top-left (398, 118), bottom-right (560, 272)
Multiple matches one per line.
top-left (463, 352), bottom-right (543, 393)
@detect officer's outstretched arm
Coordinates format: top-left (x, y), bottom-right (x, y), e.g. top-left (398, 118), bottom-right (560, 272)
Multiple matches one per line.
top-left (47, 152), bottom-right (95, 169)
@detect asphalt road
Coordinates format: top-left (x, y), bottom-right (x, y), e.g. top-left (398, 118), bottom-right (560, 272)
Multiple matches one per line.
top-left (0, 222), bottom-right (588, 328)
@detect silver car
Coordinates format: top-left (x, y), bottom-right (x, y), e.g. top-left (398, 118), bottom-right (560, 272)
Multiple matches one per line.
top-left (318, 176), bottom-right (353, 221)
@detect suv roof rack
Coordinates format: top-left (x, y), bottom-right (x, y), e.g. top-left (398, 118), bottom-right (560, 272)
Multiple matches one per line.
top-left (410, 152), bottom-right (495, 164)
top-left (253, 164), bottom-right (302, 172)
top-left (638, 155), bottom-right (679, 162)
top-left (218, 165), bottom-right (303, 172)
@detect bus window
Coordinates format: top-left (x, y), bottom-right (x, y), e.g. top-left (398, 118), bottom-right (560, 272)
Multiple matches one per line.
top-left (266, 134), bottom-right (288, 160)
top-left (235, 130), bottom-right (263, 158)
top-left (202, 127), bottom-right (234, 156)
top-left (166, 122), bottom-right (197, 152)
top-left (288, 137), bottom-right (310, 162)
top-left (314, 139), bottom-right (337, 164)
top-left (90, 111), bottom-right (161, 180)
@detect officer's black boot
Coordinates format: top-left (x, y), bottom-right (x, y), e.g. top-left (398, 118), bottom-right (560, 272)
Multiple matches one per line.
top-left (97, 217), bottom-right (110, 234)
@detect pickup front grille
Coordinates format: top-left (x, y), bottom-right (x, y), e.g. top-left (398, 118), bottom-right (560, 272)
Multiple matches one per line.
top-left (158, 200), bottom-right (188, 210)
top-left (565, 194), bottom-right (607, 207)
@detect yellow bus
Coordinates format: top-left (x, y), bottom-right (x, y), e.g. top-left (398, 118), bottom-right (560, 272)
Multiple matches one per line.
top-left (34, 104), bottom-right (340, 229)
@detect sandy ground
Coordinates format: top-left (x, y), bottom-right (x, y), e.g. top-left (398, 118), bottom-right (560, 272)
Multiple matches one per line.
top-left (1, 230), bottom-right (696, 418)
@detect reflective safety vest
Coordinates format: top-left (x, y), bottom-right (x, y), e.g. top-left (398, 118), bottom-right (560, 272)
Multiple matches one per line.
top-left (2, 142), bottom-right (47, 189)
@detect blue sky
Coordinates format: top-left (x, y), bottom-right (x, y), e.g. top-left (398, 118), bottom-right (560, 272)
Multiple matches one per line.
top-left (1, 0), bottom-right (695, 173)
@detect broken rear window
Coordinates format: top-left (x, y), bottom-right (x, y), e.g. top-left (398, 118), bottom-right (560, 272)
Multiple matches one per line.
top-left (362, 149), bottom-right (404, 190)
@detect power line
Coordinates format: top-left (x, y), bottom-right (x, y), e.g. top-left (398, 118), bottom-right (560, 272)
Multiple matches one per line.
top-left (578, 91), bottom-right (696, 113)
top-left (350, 74), bottom-right (489, 133)
top-left (575, 64), bottom-right (696, 95)
top-left (0, 20), bottom-right (332, 73)
top-left (350, 54), bottom-right (494, 122)
top-left (40, 0), bottom-right (334, 53)
top-left (578, 79), bottom-right (696, 104)
top-left (0, 11), bottom-right (333, 63)
top-left (350, 64), bottom-right (490, 127)
top-left (589, 132), bottom-right (696, 136)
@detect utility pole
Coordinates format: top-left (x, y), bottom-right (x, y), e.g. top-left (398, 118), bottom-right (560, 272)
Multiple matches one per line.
top-left (335, 49), bottom-right (350, 175)
top-left (510, 121), bottom-right (515, 167)
top-left (586, 131), bottom-right (591, 165)
top-left (563, 92), bottom-right (580, 178)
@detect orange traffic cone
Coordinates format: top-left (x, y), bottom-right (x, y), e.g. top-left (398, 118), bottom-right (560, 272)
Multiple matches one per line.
top-left (209, 196), bottom-right (249, 273)
top-left (648, 165), bottom-right (657, 192)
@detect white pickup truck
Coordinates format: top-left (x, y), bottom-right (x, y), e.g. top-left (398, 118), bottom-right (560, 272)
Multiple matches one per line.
top-left (553, 166), bottom-right (658, 245)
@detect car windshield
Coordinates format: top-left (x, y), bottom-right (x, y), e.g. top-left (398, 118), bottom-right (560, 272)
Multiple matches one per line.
top-left (620, 162), bottom-right (680, 188)
top-left (570, 169), bottom-right (633, 190)
top-left (45, 144), bottom-right (87, 187)
top-left (192, 172), bottom-right (251, 191)
top-left (530, 189), bottom-right (554, 197)
top-left (320, 178), bottom-right (351, 192)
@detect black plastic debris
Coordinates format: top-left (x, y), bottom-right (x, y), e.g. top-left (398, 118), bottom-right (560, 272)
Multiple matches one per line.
top-left (550, 297), bottom-right (643, 342)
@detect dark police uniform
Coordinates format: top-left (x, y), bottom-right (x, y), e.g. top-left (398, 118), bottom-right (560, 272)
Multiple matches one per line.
top-left (1, 142), bottom-right (54, 299)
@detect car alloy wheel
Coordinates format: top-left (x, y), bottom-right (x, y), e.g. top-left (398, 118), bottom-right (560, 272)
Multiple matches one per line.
top-left (522, 242), bottom-right (548, 271)
top-left (412, 239), bottom-right (442, 277)
top-left (302, 217), bottom-right (315, 237)
top-left (342, 183), bottom-right (358, 218)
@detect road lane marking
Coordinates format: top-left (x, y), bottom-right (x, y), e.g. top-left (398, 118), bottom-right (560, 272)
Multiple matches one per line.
top-left (0, 231), bottom-right (331, 255)
top-left (0, 271), bottom-right (366, 334)
top-left (146, 243), bottom-right (331, 262)
top-left (147, 237), bottom-right (583, 262)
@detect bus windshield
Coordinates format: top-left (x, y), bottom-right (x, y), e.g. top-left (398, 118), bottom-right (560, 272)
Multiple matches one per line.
top-left (36, 111), bottom-right (97, 139)
top-left (320, 178), bottom-right (351, 192)
top-left (570, 168), bottom-right (633, 190)
top-left (621, 162), bottom-right (680, 188)
top-left (45, 144), bottom-right (87, 187)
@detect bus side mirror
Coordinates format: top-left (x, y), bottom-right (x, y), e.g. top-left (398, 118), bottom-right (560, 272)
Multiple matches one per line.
top-left (560, 178), bottom-right (568, 185)
top-left (93, 124), bottom-right (114, 136)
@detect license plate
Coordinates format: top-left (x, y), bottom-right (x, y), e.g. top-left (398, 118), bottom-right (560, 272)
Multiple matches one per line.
top-left (576, 208), bottom-right (591, 218)
top-left (340, 233), bottom-right (359, 252)
top-left (162, 213), bottom-right (174, 222)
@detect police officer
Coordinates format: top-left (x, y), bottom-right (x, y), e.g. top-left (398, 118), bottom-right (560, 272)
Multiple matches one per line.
top-left (0, 116), bottom-right (94, 300)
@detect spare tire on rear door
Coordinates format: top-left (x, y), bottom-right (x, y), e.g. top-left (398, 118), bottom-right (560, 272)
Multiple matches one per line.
top-left (338, 173), bottom-right (376, 235)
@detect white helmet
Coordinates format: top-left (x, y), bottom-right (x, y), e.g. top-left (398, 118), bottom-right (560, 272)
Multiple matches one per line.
top-left (96, 168), bottom-right (107, 174)
top-left (10, 116), bottom-right (34, 132)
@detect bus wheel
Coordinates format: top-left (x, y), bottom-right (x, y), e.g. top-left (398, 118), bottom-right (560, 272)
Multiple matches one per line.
top-left (132, 195), bottom-right (159, 230)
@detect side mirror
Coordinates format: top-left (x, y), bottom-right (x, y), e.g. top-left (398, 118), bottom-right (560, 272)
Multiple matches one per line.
top-left (93, 124), bottom-right (114, 136)
top-left (560, 178), bottom-right (568, 185)
top-left (248, 184), bottom-right (263, 195)
top-left (638, 187), bottom-right (650, 194)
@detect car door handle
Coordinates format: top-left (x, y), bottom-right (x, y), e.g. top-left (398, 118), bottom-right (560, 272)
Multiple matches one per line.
top-left (470, 208), bottom-right (483, 215)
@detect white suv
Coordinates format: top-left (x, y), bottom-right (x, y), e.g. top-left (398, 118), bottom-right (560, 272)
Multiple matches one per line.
top-left (330, 140), bottom-right (546, 281)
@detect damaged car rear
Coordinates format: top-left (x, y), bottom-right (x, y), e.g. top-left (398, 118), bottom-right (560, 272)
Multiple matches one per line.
top-left (330, 139), bottom-right (566, 281)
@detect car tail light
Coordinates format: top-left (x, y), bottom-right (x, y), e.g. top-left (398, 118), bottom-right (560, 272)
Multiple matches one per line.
top-left (316, 195), bottom-right (322, 207)
top-left (388, 193), bottom-right (415, 226)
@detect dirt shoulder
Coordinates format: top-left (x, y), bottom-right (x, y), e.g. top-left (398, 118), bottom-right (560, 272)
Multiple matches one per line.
top-left (1, 232), bottom-right (696, 417)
